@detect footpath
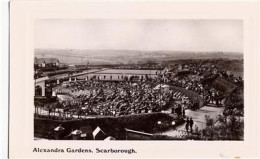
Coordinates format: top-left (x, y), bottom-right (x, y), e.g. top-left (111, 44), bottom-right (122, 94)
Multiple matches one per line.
top-left (157, 106), bottom-right (224, 137)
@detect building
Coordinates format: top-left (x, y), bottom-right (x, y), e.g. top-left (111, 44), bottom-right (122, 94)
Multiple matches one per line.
top-left (34, 57), bottom-right (59, 68)
top-left (92, 127), bottom-right (106, 140)
top-left (68, 64), bottom-right (76, 70)
top-left (35, 76), bottom-right (49, 96)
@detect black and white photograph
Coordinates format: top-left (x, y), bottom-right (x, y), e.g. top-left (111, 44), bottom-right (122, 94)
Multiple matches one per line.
top-left (33, 19), bottom-right (244, 141)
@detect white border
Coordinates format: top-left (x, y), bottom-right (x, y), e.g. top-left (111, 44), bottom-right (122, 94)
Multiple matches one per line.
top-left (0, 0), bottom-right (9, 158)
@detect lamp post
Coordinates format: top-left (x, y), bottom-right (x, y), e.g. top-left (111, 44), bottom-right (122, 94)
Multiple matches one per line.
top-left (157, 121), bottom-right (162, 135)
top-left (171, 121), bottom-right (176, 130)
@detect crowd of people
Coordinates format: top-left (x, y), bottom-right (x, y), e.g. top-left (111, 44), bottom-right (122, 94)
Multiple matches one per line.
top-left (50, 80), bottom-right (190, 117)
top-left (36, 61), bottom-right (243, 119)
top-left (166, 63), bottom-right (243, 107)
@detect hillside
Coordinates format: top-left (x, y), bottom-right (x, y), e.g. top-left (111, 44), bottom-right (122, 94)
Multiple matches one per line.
top-left (35, 49), bottom-right (243, 65)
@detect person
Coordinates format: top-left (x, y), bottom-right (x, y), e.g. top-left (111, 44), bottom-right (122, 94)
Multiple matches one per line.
top-left (176, 105), bottom-right (182, 116)
top-left (171, 107), bottom-right (175, 114)
top-left (185, 118), bottom-right (190, 133)
top-left (182, 107), bottom-right (185, 118)
top-left (189, 117), bottom-right (194, 133)
top-left (195, 125), bottom-right (199, 135)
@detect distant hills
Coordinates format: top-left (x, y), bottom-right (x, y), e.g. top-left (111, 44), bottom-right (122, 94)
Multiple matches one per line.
top-left (35, 49), bottom-right (243, 65)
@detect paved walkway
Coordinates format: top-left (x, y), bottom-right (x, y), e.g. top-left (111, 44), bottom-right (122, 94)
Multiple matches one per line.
top-left (156, 106), bottom-right (224, 137)
top-left (49, 68), bottom-right (108, 80)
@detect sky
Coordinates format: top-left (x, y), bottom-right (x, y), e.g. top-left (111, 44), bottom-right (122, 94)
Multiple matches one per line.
top-left (35, 19), bottom-right (243, 53)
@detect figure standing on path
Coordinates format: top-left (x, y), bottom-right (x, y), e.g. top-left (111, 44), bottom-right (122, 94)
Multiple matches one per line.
top-left (182, 107), bottom-right (185, 118)
top-left (195, 125), bottom-right (199, 134)
top-left (185, 118), bottom-right (190, 133)
top-left (171, 107), bottom-right (175, 114)
top-left (189, 117), bottom-right (194, 133)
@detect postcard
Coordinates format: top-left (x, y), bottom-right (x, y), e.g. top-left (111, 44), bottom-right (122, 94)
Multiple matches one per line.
top-left (9, 1), bottom-right (260, 158)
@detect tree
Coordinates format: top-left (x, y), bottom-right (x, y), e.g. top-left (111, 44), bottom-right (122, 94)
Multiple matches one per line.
top-left (201, 114), bottom-right (244, 140)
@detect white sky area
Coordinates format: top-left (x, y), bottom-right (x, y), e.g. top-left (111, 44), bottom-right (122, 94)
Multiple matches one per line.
top-left (35, 19), bottom-right (243, 53)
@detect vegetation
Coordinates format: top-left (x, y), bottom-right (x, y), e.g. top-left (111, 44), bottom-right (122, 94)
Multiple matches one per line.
top-left (224, 87), bottom-right (244, 116)
top-left (200, 114), bottom-right (244, 140)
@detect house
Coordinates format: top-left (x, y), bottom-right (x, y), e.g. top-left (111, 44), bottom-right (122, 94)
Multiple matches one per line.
top-left (54, 125), bottom-right (65, 140)
top-left (34, 57), bottom-right (59, 68)
top-left (68, 64), bottom-right (76, 70)
top-left (92, 127), bottom-right (106, 140)
top-left (71, 129), bottom-right (82, 140)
